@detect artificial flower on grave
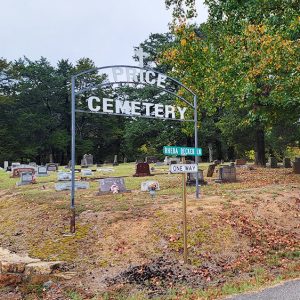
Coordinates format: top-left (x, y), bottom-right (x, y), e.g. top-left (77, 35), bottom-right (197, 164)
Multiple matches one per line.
top-left (148, 182), bottom-right (158, 191)
top-left (110, 183), bottom-right (119, 194)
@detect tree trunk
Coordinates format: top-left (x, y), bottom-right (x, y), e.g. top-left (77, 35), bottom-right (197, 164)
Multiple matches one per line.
top-left (255, 128), bottom-right (266, 166)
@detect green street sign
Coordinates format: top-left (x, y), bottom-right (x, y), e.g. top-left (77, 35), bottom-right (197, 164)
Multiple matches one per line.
top-left (163, 146), bottom-right (202, 157)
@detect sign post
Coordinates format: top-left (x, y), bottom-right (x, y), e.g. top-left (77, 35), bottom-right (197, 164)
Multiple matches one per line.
top-left (169, 156), bottom-right (199, 264)
top-left (182, 158), bottom-right (188, 264)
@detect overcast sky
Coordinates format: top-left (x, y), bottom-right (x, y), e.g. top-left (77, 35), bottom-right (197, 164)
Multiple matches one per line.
top-left (1, 0), bottom-right (208, 67)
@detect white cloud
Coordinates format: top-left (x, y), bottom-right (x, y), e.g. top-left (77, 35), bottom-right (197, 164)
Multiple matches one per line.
top-left (0, 0), bottom-right (208, 66)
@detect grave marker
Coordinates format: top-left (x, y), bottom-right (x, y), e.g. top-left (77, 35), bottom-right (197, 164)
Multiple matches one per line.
top-left (55, 181), bottom-right (89, 191)
top-left (113, 155), bottom-right (119, 166)
top-left (57, 172), bottom-right (72, 181)
top-left (141, 180), bottom-right (160, 192)
top-left (133, 162), bottom-right (152, 177)
top-left (146, 156), bottom-right (158, 163)
top-left (11, 166), bottom-right (35, 178)
top-left (17, 172), bottom-right (35, 186)
top-left (235, 159), bottom-right (247, 166)
top-left (98, 177), bottom-right (130, 194)
top-left (81, 169), bottom-right (93, 176)
top-left (46, 163), bottom-right (58, 172)
top-left (215, 165), bottom-right (236, 183)
top-left (268, 156), bottom-right (277, 168)
top-left (206, 164), bottom-right (215, 177)
top-left (293, 158), bottom-right (300, 174)
top-left (37, 166), bottom-right (49, 177)
top-left (283, 157), bottom-right (292, 168)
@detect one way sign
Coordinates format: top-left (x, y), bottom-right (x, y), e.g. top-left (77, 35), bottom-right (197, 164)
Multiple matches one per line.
top-left (170, 164), bottom-right (198, 174)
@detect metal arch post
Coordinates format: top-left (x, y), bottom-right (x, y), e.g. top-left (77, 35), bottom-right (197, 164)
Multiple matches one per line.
top-left (194, 94), bottom-right (200, 199)
top-left (70, 76), bottom-right (76, 233)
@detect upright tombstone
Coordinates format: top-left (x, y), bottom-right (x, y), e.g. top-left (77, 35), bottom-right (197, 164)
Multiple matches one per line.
top-left (81, 156), bottom-right (88, 168)
top-left (29, 162), bottom-right (37, 168)
top-left (141, 180), bottom-right (160, 192)
top-left (11, 165), bottom-right (35, 178)
top-left (37, 166), bottom-right (49, 177)
top-left (17, 172), bottom-right (35, 186)
top-left (4, 161), bottom-right (8, 170)
top-left (55, 181), bottom-right (89, 191)
top-left (85, 154), bottom-right (93, 166)
top-left (283, 157), bottom-right (292, 168)
top-left (81, 169), bottom-right (93, 176)
top-left (113, 155), bottom-right (119, 166)
top-left (11, 162), bottom-right (21, 169)
top-left (216, 165), bottom-right (236, 183)
top-left (146, 156), bottom-right (158, 164)
top-left (164, 156), bottom-right (180, 165)
top-left (206, 164), bottom-right (216, 177)
top-left (57, 172), bottom-right (72, 181)
top-left (293, 158), bottom-right (300, 174)
top-left (133, 162), bottom-right (151, 177)
top-left (98, 177), bottom-right (130, 194)
top-left (268, 156), bottom-right (277, 168)
top-left (46, 163), bottom-right (58, 172)
top-left (235, 159), bottom-right (247, 166)
top-left (208, 143), bottom-right (213, 162)
top-left (187, 170), bottom-right (205, 185)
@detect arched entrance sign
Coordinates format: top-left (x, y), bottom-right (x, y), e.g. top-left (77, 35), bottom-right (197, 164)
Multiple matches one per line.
top-left (70, 62), bottom-right (199, 233)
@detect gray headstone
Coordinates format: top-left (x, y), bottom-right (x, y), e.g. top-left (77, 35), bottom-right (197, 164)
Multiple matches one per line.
top-left (55, 181), bottom-right (89, 191)
top-left (81, 169), bottom-right (93, 176)
top-left (146, 156), bottom-right (158, 163)
top-left (29, 162), bottom-right (37, 167)
top-left (293, 160), bottom-right (300, 174)
top-left (283, 157), bottom-right (292, 168)
top-left (269, 156), bottom-right (277, 168)
top-left (11, 162), bottom-right (21, 169)
top-left (46, 163), bottom-right (58, 172)
top-left (17, 172), bottom-right (34, 186)
top-left (4, 161), bottom-right (8, 170)
top-left (97, 167), bottom-right (114, 172)
top-left (113, 155), bottom-right (119, 166)
top-left (164, 156), bottom-right (180, 165)
top-left (217, 165), bottom-right (236, 182)
top-left (37, 166), bottom-right (49, 177)
top-left (99, 177), bottom-right (129, 193)
top-left (81, 158), bottom-right (88, 167)
top-left (84, 154), bottom-right (93, 166)
top-left (57, 172), bottom-right (72, 181)
top-left (187, 170), bottom-right (204, 185)
top-left (207, 164), bottom-right (216, 177)
top-left (141, 180), bottom-right (160, 192)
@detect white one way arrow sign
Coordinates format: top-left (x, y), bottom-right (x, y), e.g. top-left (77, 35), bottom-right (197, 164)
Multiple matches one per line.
top-left (170, 164), bottom-right (198, 174)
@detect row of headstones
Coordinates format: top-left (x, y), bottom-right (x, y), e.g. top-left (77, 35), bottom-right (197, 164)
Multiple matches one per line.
top-left (268, 157), bottom-right (300, 172)
top-left (55, 174), bottom-right (161, 193)
top-left (7, 163), bottom-right (59, 186)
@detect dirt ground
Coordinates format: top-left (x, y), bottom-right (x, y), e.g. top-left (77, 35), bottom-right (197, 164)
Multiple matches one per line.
top-left (0, 164), bottom-right (299, 299)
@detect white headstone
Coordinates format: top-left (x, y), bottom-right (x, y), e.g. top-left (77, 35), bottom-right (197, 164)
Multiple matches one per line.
top-left (141, 180), bottom-right (160, 192)
top-left (4, 161), bottom-right (8, 170)
top-left (55, 181), bottom-right (89, 191)
top-left (57, 172), bottom-right (72, 181)
top-left (81, 169), bottom-right (93, 176)
top-left (37, 166), bottom-right (49, 177)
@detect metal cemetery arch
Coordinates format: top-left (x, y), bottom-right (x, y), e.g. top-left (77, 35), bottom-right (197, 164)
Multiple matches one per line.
top-left (70, 65), bottom-right (199, 232)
